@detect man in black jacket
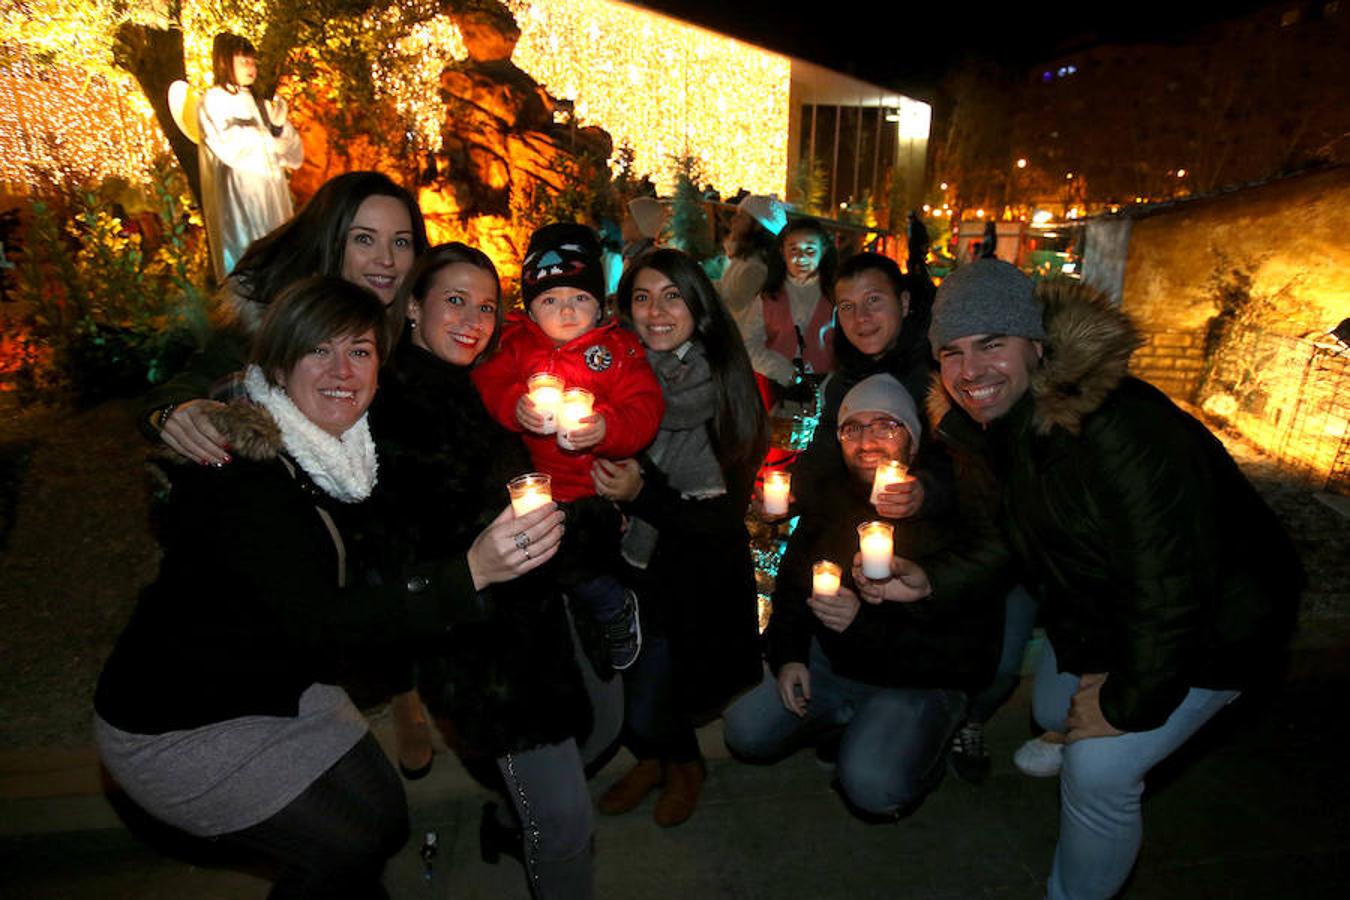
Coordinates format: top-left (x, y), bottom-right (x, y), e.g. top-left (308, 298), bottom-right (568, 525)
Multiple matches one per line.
top-left (871, 260), bottom-right (1301, 900)
top-left (723, 374), bottom-right (1001, 820)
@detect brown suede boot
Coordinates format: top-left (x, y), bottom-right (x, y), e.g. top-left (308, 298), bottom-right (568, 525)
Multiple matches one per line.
top-left (653, 759), bottom-right (705, 827)
top-left (598, 758), bottom-right (664, 815)
top-left (390, 689), bottom-right (434, 780)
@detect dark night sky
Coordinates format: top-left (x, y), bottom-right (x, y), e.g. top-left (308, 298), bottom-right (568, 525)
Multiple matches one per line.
top-left (636, 1), bottom-right (1276, 96)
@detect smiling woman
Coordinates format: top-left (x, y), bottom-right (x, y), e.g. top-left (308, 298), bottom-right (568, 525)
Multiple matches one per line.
top-left (139, 171), bottom-right (430, 466)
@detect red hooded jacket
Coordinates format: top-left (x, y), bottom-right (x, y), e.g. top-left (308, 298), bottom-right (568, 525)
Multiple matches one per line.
top-left (472, 314), bottom-right (665, 501)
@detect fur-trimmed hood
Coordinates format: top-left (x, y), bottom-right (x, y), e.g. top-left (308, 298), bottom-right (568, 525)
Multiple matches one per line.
top-left (209, 400), bottom-right (283, 461)
top-left (926, 279), bottom-right (1143, 436)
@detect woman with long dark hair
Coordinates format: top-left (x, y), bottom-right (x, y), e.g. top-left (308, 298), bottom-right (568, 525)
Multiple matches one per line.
top-left (144, 171), bottom-right (429, 467)
top-left (372, 243), bottom-right (620, 899)
top-left (592, 248), bottom-right (768, 827)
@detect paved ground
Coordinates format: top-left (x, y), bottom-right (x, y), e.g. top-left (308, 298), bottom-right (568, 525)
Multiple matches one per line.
top-left (3, 640), bottom-right (1349, 900)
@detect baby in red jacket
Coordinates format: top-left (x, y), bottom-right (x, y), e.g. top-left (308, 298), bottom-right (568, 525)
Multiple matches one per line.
top-left (473, 223), bottom-right (664, 669)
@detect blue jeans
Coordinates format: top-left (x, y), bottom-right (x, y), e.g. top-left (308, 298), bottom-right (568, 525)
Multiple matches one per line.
top-left (1033, 641), bottom-right (1239, 900)
top-left (967, 583), bottom-right (1038, 724)
top-left (723, 638), bottom-right (966, 816)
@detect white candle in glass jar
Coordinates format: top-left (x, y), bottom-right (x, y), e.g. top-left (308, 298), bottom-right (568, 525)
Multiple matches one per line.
top-left (526, 372), bottom-right (565, 435)
top-left (857, 521), bottom-right (894, 580)
top-left (557, 388), bottom-right (595, 451)
top-left (762, 470), bottom-right (791, 516)
top-left (870, 460), bottom-right (909, 506)
top-left (812, 560), bottom-right (842, 597)
top-left (508, 473), bottom-right (553, 517)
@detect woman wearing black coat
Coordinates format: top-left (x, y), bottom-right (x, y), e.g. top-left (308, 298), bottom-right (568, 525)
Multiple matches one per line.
top-left (96, 277), bottom-right (562, 899)
top-left (370, 243), bottom-right (619, 900)
top-left (590, 249), bottom-right (769, 827)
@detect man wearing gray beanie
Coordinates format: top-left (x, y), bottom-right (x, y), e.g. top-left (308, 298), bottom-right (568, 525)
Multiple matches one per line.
top-left (723, 373), bottom-right (1001, 823)
top-left (880, 274), bottom-right (1301, 898)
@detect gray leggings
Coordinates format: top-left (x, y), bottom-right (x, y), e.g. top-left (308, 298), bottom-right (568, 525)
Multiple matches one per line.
top-left (492, 598), bottom-right (623, 900)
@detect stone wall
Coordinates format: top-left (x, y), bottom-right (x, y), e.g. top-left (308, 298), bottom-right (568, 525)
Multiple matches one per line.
top-left (1119, 166), bottom-right (1350, 404)
top-left (1129, 329), bottom-right (1208, 402)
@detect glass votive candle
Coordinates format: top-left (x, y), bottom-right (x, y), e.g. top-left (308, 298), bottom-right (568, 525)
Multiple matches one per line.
top-left (762, 469), bottom-right (791, 516)
top-left (556, 388), bottom-right (595, 451)
top-left (870, 459), bottom-right (909, 506)
top-left (857, 520), bottom-right (895, 581)
top-left (812, 560), bottom-right (842, 597)
top-left (526, 372), bottom-right (565, 435)
top-left (508, 472), bottom-right (552, 517)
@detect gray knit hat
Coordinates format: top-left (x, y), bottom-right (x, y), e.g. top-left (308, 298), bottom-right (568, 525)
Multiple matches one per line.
top-left (929, 259), bottom-right (1045, 351)
top-left (838, 374), bottom-right (922, 454)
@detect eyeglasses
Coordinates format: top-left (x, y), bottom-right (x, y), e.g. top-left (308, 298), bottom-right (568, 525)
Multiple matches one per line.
top-left (838, 418), bottom-right (903, 442)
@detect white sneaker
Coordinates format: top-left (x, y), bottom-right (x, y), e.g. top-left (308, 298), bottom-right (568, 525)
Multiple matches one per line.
top-left (1013, 736), bottom-right (1064, 777)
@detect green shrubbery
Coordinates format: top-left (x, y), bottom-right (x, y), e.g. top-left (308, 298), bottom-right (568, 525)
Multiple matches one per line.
top-left (7, 162), bottom-right (214, 405)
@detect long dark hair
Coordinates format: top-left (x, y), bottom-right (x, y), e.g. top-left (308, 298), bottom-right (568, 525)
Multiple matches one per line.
top-left (830, 252), bottom-right (929, 375)
top-left (389, 242), bottom-right (504, 360)
top-left (761, 217), bottom-right (838, 297)
top-left (617, 249), bottom-right (768, 475)
top-left (231, 171), bottom-right (431, 311)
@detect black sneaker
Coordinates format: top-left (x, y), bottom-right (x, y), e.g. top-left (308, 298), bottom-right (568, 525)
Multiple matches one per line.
top-left (604, 590), bottom-right (642, 670)
top-left (950, 721), bottom-right (991, 784)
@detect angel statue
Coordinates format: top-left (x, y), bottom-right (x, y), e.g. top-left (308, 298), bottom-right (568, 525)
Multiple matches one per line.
top-left (172, 33), bottom-right (304, 281)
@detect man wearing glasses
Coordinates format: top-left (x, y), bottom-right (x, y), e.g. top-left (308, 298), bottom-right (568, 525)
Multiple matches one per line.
top-left (723, 374), bottom-right (1002, 820)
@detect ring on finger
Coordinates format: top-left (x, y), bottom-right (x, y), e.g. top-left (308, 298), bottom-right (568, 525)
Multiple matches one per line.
top-left (522, 546), bottom-right (532, 560)
top-left (513, 531), bottom-right (532, 551)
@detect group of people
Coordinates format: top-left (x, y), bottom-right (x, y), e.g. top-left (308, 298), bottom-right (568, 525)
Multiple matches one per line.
top-left (96, 86), bottom-right (1302, 900)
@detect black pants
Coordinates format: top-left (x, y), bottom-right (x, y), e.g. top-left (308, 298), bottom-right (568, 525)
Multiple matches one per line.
top-left (222, 733), bottom-right (408, 899)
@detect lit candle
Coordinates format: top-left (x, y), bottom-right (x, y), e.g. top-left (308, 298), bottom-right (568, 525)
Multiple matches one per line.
top-left (812, 560), bottom-right (842, 597)
top-left (857, 521), bottom-right (895, 581)
top-left (508, 473), bottom-right (553, 517)
top-left (870, 460), bottom-right (909, 506)
top-left (762, 470), bottom-right (791, 516)
top-left (526, 372), bottom-right (565, 435)
top-left (556, 388), bottom-right (595, 451)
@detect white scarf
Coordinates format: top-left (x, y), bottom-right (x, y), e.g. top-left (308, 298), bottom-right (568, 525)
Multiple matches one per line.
top-left (243, 365), bottom-right (377, 503)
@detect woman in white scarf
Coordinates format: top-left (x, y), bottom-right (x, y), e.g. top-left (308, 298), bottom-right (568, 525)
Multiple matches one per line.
top-left (96, 277), bottom-right (563, 897)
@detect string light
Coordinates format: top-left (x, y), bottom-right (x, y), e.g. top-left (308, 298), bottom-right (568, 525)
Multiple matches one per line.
top-left (510, 0), bottom-right (790, 196)
top-left (2, 0), bottom-right (791, 199)
top-left (0, 53), bottom-right (169, 186)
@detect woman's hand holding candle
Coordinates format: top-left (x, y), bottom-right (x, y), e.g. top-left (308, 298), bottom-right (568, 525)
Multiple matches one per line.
top-left (852, 553), bottom-right (933, 604)
top-left (468, 503), bottom-right (565, 589)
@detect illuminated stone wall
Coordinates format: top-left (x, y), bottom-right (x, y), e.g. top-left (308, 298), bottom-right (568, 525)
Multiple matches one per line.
top-left (1121, 167), bottom-right (1350, 337)
top-left (1121, 167), bottom-right (1350, 491)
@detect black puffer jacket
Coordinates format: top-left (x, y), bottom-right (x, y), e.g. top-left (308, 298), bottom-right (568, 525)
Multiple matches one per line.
top-left (926, 281), bottom-right (1302, 732)
top-left (367, 341), bottom-right (592, 757)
